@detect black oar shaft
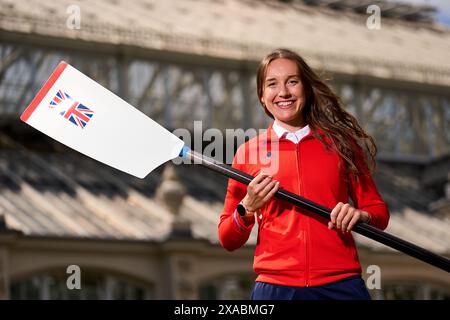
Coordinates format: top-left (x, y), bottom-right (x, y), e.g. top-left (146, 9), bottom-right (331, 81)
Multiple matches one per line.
top-left (185, 148), bottom-right (450, 273)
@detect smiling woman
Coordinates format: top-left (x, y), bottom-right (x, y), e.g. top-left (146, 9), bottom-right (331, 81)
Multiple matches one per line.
top-left (218, 48), bottom-right (390, 300)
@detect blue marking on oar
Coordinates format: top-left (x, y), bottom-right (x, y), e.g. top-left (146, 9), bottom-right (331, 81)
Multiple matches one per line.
top-left (179, 145), bottom-right (190, 157)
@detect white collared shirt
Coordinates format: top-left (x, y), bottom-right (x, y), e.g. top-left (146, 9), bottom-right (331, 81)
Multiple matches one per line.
top-left (272, 120), bottom-right (311, 144)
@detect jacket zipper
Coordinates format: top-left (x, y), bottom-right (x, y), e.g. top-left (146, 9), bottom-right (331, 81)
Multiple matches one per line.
top-left (295, 141), bottom-right (310, 287)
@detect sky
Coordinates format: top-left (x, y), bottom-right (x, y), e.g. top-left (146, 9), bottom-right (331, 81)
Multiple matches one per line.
top-left (391, 0), bottom-right (450, 26)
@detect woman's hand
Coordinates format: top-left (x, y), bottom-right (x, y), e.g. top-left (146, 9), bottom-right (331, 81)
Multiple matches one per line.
top-left (241, 172), bottom-right (279, 221)
top-left (328, 202), bottom-right (371, 232)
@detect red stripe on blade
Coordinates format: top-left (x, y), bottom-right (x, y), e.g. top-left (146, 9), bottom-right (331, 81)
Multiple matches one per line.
top-left (20, 61), bottom-right (68, 122)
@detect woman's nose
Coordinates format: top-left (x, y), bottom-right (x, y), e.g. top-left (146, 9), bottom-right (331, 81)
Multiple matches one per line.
top-left (278, 85), bottom-right (291, 97)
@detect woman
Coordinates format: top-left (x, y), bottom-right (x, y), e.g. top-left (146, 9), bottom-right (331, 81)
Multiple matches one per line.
top-left (218, 48), bottom-right (390, 300)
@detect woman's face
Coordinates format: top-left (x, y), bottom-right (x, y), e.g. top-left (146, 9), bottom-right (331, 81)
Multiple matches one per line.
top-left (260, 58), bottom-right (306, 127)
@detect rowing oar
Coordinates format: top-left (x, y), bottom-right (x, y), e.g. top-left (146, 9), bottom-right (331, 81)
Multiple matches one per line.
top-left (20, 61), bottom-right (450, 273)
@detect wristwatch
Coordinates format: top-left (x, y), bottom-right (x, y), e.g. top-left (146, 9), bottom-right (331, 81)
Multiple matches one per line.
top-left (236, 202), bottom-right (249, 216)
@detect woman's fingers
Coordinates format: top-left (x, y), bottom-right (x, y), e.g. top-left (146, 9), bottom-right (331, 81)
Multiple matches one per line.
top-left (330, 202), bottom-right (343, 226)
top-left (336, 203), bottom-right (350, 230)
top-left (259, 178), bottom-right (277, 196)
top-left (329, 203), bottom-right (367, 232)
top-left (252, 172), bottom-right (269, 184)
top-left (252, 176), bottom-right (273, 195)
top-left (245, 173), bottom-right (278, 212)
top-left (341, 208), bottom-right (355, 232)
top-left (248, 172), bottom-right (268, 192)
top-left (251, 179), bottom-right (279, 208)
top-left (346, 213), bottom-right (361, 232)
top-left (262, 181), bottom-right (280, 202)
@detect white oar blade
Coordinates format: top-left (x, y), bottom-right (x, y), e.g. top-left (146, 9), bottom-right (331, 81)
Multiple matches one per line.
top-left (20, 61), bottom-right (184, 179)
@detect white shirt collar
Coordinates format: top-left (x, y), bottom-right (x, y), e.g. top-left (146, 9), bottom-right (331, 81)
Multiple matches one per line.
top-left (272, 120), bottom-right (311, 144)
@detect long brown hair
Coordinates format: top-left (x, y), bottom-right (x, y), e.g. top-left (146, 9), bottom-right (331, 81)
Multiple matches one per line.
top-left (257, 48), bottom-right (377, 177)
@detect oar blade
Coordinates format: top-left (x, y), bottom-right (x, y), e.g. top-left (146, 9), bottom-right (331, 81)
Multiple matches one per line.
top-left (20, 61), bottom-right (184, 178)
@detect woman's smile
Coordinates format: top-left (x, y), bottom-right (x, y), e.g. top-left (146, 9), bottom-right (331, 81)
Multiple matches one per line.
top-left (275, 100), bottom-right (296, 109)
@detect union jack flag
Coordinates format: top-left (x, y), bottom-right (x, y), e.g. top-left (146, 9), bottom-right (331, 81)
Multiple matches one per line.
top-left (49, 90), bottom-right (94, 129)
top-left (49, 90), bottom-right (71, 108)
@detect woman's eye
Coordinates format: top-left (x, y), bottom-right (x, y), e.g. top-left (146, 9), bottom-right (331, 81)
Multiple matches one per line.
top-left (288, 80), bottom-right (299, 84)
top-left (267, 83), bottom-right (276, 87)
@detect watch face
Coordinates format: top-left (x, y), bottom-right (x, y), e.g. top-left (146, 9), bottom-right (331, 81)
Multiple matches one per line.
top-left (237, 204), bottom-right (246, 216)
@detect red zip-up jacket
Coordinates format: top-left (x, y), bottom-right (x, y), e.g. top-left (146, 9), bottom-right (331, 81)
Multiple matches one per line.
top-left (218, 124), bottom-right (390, 287)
